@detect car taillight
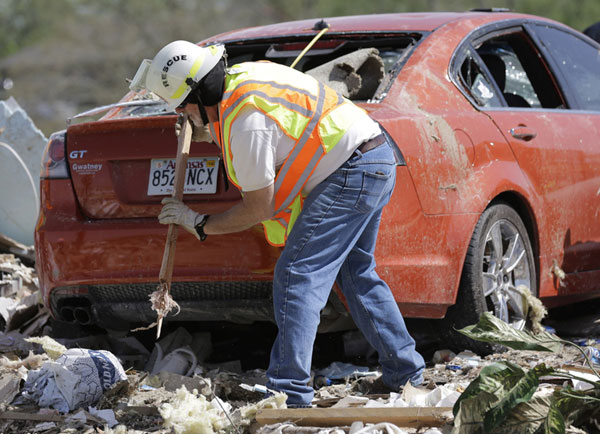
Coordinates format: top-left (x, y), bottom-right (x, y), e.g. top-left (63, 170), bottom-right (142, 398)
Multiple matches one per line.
top-left (40, 131), bottom-right (69, 179)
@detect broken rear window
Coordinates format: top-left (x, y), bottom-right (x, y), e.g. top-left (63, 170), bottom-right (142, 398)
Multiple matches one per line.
top-left (225, 34), bottom-right (422, 103)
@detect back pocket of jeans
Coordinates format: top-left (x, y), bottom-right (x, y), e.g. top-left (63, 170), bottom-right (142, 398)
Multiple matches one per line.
top-left (354, 170), bottom-right (393, 213)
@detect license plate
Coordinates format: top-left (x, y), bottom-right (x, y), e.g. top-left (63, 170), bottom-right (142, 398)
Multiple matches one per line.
top-left (147, 157), bottom-right (219, 196)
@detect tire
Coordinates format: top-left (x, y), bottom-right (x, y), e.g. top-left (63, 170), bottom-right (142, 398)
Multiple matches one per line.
top-left (442, 203), bottom-right (537, 355)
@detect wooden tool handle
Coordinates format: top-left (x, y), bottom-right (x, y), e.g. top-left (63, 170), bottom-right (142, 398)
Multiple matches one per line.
top-left (159, 114), bottom-right (193, 284)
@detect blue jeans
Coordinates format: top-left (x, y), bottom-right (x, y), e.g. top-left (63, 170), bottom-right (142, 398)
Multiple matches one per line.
top-left (266, 138), bottom-right (425, 406)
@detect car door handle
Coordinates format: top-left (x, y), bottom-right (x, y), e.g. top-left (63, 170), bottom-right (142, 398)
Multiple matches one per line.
top-left (510, 126), bottom-right (537, 141)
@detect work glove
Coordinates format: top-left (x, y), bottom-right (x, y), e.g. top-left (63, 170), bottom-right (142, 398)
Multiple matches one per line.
top-left (191, 123), bottom-right (212, 143)
top-left (158, 197), bottom-right (205, 240)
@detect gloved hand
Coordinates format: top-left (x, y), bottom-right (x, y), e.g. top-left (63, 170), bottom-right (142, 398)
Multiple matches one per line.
top-left (191, 123), bottom-right (212, 143)
top-left (158, 197), bottom-right (205, 240)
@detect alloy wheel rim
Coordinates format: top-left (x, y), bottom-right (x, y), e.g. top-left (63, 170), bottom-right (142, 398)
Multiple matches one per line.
top-left (481, 219), bottom-right (532, 330)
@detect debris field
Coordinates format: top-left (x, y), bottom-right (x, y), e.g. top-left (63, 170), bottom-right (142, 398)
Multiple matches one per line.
top-left (0, 253), bottom-right (599, 434)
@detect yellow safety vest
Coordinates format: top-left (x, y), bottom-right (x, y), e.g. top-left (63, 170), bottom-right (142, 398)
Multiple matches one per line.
top-left (212, 61), bottom-right (367, 246)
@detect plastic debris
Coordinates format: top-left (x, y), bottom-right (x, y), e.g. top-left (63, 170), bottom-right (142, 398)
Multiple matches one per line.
top-left (32, 422), bottom-right (56, 432)
top-left (583, 347), bottom-right (600, 365)
top-left (0, 370), bottom-right (21, 405)
top-left (0, 97), bottom-right (47, 246)
top-left (88, 406), bottom-right (119, 428)
top-left (0, 297), bottom-right (17, 323)
top-left (568, 369), bottom-right (599, 391)
top-left (453, 350), bottom-right (481, 367)
top-left (432, 349), bottom-right (456, 364)
top-left (18, 348), bottom-right (127, 413)
top-left (331, 395), bottom-right (370, 408)
top-left (240, 383), bottom-right (269, 394)
top-left (151, 346), bottom-right (197, 376)
top-left (314, 362), bottom-right (376, 382)
top-left (145, 327), bottom-right (211, 375)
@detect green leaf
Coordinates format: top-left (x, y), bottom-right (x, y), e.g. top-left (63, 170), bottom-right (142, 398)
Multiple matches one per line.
top-left (543, 399), bottom-right (565, 434)
top-left (453, 361), bottom-right (526, 417)
top-left (498, 393), bottom-right (554, 434)
top-left (483, 364), bottom-right (554, 432)
top-left (457, 312), bottom-right (562, 352)
top-left (554, 387), bottom-right (600, 427)
top-left (452, 392), bottom-right (495, 434)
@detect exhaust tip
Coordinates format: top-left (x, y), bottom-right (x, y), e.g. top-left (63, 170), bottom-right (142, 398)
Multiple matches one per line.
top-left (73, 306), bottom-right (92, 326)
top-left (59, 306), bottom-right (76, 323)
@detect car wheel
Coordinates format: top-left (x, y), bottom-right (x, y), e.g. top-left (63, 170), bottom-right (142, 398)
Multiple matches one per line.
top-left (443, 202), bottom-right (537, 354)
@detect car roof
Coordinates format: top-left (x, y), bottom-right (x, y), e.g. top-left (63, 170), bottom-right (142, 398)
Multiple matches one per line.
top-left (201, 11), bottom-right (540, 43)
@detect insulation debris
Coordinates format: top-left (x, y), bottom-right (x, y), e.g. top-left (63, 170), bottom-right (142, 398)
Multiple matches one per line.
top-left (306, 49), bottom-right (385, 100)
top-left (550, 259), bottom-right (567, 287)
top-left (236, 390), bottom-right (288, 423)
top-left (0, 350), bottom-right (46, 371)
top-left (25, 336), bottom-right (67, 360)
top-left (158, 386), bottom-right (233, 434)
top-left (517, 284), bottom-right (548, 334)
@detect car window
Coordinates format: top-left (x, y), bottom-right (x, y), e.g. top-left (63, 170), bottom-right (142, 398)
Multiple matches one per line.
top-left (479, 46), bottom-right (540, 108)
top-left (459, 50), bottom-right (503, 107)
top-left (475, 31), bottom-right (563, 109)
top-left (457, 30), bottom-right (564, 110)
top-left (534, 25), bottom-right (600, 111)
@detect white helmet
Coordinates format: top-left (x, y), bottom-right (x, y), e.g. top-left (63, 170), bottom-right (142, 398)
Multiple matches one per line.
top-left (130, 41), bottom-right (225, 109)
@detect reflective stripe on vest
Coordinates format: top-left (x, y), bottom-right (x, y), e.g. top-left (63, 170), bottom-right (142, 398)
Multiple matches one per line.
top-left (214, 62), bottom-right (366, 246)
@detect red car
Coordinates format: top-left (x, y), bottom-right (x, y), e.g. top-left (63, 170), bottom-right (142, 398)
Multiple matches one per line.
top-left (36, 11), bottom-right (600, 350)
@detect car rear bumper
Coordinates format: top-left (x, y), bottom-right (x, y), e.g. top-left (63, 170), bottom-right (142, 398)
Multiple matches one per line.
top-left (36, 173), bottom-right (477, 327)
top-left (49, 280), bottom-right (274, 329)
top-left (35, 179), bottom-right (281, 320)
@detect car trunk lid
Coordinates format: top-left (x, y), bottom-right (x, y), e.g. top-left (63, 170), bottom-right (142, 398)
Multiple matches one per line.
top-left (66, 116), bottom-right (239, 219)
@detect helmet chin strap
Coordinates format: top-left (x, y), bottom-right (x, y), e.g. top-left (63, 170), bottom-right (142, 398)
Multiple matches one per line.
top-left (198, 103), bottom-right (209, 125)
top-left (197, 58), bottom-right (226, 106)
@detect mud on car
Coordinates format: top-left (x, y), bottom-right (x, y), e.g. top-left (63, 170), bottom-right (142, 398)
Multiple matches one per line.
top-left (36, 11), bottom-right (600, 352)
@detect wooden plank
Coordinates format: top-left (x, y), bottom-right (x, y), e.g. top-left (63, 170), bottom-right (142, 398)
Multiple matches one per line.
top-left (156, 114), bottom-right (192, 338)
top-left (561, 364), bottom-right (599, 376)
top-left (158, 114), bottom-right (193, 284)
top-left (0, 410), bottom-right (63, 422)
top-left (116, 405), bottom-right (160, 416)
top-left (255, 407), bottom-right (453, 428)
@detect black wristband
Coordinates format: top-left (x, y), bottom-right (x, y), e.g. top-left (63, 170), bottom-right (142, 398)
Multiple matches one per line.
top-left (194, 215), bottom-right (210, 241)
